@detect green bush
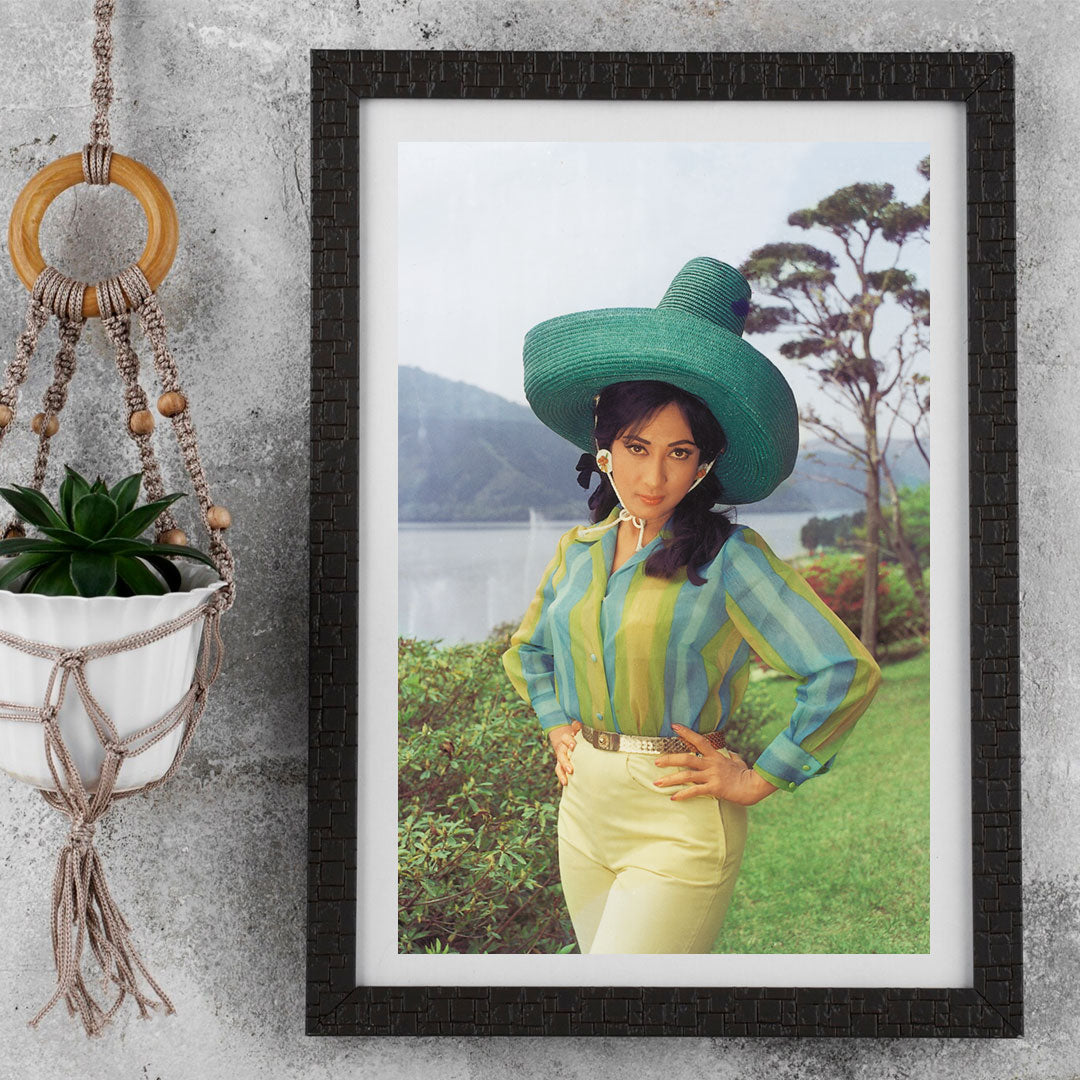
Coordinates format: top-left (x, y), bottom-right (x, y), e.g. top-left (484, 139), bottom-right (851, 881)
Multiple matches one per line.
top-left (398, 637), bottom-right (573, 954)
top-left (852, 484), bottom-right (930, 571)
top-left (398, 636), bottom-right (780, 954)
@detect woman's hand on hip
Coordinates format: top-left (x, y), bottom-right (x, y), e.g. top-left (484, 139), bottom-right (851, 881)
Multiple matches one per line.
top-left (548, 720), bottom-right (584, 787)
top-left (652, 725), bottom-right (777, 805)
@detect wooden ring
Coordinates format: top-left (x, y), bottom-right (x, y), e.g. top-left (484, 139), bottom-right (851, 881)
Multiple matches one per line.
top-left (7, 152), bottom-right (178, 318)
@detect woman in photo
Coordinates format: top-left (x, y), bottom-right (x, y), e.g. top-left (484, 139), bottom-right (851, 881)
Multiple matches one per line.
top-left (503, 257), bottom-right (882, 955)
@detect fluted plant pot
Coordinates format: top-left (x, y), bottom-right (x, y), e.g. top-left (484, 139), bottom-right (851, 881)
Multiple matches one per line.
top-left (0, 562), bottom-right (223, 792)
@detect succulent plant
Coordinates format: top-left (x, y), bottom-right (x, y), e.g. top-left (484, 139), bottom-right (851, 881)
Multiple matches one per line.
top-left (0, 466), bottom-right (217, 597)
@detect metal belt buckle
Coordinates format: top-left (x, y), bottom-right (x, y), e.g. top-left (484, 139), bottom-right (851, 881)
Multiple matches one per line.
top-left (596, 730), bottom-right (613, 750)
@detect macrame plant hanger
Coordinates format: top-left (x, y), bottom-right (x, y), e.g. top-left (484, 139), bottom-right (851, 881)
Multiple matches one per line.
top-left (0, 0), bottom-right (234, 1036)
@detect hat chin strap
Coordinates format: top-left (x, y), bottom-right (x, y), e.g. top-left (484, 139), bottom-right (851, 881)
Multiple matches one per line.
top-left (581, 452), bottom-right (714, 553)
top-left (607, 472), bottom-right (648, 551)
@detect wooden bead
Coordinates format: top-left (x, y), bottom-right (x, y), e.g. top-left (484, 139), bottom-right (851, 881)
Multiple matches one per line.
top-left (158, 528), bottom-right (188, 547)
top-left (129, 409), bottom-right (155, 435)
top-left (206, 505), bottom-right (231, 530)
top-left (0, 404), bottom-right (12, 428)
top-left (31, 412), bottom-right (58, 437)
top-left (157, 391), bottom-right (187, 417)
top-left (3, 524), bottom-right (25, 540)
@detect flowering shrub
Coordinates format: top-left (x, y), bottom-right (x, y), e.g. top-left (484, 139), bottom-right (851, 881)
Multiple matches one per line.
top-left (798, 552), bottom-right (928, 646)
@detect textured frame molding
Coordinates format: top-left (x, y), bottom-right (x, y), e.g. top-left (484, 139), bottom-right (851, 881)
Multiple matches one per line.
top-left (309, 51), bottom-right (1018, 1037)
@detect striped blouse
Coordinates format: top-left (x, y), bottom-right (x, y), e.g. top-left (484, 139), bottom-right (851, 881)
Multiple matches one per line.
top-left (502, 510), bottom-right (882, 792)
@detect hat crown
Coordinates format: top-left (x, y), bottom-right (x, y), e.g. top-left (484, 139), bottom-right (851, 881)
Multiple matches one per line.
top-left (656, 257), bottom-right (751, 337)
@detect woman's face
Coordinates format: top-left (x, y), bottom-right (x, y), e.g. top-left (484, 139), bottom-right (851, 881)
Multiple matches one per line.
top-left (608, 401), bottom-right (702, 523)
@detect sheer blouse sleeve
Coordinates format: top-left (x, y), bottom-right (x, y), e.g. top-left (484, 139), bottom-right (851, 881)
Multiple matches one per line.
top-left (720, 527), bottom-right (882, 792)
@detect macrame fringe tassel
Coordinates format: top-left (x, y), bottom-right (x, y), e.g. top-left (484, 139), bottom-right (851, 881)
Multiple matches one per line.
top-left (26, 734), bottom-right (173, 1037)
top-left (29, 825), bottom-right (174, 1037)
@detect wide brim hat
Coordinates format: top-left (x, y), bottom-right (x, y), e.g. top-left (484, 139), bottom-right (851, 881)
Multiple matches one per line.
top-left (522, 257), bottom-right (799, 505)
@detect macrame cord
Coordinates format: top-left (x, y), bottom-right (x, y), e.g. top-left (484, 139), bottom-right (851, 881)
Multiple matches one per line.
top-left (0, 0), bottom-right (234, 1037)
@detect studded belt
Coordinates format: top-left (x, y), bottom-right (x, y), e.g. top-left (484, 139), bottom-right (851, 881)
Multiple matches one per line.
top-left (580, 724), bottom-right (725, 755)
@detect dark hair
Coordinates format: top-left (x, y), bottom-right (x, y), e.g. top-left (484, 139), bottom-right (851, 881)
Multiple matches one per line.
top-left (587, 380), bottom-right (735, 585)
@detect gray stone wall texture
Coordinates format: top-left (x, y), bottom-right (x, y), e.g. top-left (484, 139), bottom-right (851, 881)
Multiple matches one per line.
top-left (0, 0), bottom-right (1070, 1075)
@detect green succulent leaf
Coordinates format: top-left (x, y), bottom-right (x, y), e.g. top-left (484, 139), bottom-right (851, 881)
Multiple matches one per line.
top-left (144, 554), bottom-right (182, 592)
top-left (89, 537), bottom-right (150, 556)
top-left (60, 468), bottom-right (92, 527)
top-left (25, 557), bottom-right (77, 596)
top-left (63, 466), bottom-right (92, 486)
top-left (115, 556), bottom-right (166, 596)
top-left (0, 485), bottom-right (67, 530)
top-left (20, 566), bottom-right (48, 592)
top-left (108, 472), bottom-right (143, 518)
top-left (69, 550), bottom-right (118, 596)
top-left (91, 477), bottom-right (108, 495)
top-left (72, 492), bottom-right (118, 540)
top-left (38, 525), bottom-right (89, 548)
top-left (109, 493), bottom-right (185, 540)
top-left (0, 552), bottom-right (59, 590)
top-left (0, 538), bottom-right (65, 556)
top-left (142, 542), bottom-right (219, 569)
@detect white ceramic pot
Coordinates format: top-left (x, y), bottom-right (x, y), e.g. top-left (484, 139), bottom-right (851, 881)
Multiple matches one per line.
top-left (0, 563), bottom-right (224, 793)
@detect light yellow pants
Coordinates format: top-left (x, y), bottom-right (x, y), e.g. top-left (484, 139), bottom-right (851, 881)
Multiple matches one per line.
top-left (557, 730), bottom-right (748, 954)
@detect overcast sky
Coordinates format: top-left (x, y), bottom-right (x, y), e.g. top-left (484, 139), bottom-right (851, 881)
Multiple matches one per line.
top-left (398, 140), bottom-right (929, 435)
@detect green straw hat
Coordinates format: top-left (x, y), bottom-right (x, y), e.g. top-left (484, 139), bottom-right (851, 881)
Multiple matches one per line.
top-left (522, 256), bottom-right (799, 505)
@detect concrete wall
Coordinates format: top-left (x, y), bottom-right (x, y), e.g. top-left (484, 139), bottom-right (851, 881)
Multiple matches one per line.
top-left (0, 0), bottom-right (1073, 1076)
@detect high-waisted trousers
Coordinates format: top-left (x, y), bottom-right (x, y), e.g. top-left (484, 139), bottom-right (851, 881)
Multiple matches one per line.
top-left (557, 729), bottom-right (748, 954)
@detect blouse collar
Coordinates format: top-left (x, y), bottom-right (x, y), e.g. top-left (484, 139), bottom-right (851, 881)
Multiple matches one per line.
top-left (573, 506), bottom-right (675, 547)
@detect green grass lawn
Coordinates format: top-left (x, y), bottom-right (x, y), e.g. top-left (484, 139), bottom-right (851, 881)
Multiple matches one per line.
top-left (716, 648), bottom-right (930, 954)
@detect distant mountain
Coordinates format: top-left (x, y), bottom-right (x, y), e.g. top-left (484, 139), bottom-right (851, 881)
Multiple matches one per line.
top-left (398, 367), bottom-right (930, 521)
top-left (399, 368), bottom-right (584, 522)
top-left (399, 366), bottom-right (527, 425)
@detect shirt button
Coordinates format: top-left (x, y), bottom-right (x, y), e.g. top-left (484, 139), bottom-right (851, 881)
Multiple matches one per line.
top-left (590, 653), bottom-right (598, 662)
top-left (802, 764), bottom-right (812, 772)
top-left (595, 713), bottom-right (603, 721)
top-left (788, 782), bottom-right (797, 791)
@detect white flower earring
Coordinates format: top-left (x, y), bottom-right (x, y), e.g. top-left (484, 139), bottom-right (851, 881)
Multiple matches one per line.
top-left (688, 459), bottom-right (714, 492)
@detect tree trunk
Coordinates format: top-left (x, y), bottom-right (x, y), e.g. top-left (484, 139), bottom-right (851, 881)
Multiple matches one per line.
top-left (880, 458), bottom-right (930, 623)
top-left (860, 428), bottom-right (882, 658)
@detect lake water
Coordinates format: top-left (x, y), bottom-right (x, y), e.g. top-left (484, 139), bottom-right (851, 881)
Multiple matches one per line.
top-left (399, 510), bottom-right (816, 644)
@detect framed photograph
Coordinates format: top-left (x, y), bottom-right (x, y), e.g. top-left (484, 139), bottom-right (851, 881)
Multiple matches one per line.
top-left (309, 52), bottom-right (1018, 1037)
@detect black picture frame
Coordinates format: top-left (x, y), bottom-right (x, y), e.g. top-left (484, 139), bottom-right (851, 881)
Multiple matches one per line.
top-left (308, 51), bottom-right (1018, 1037)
